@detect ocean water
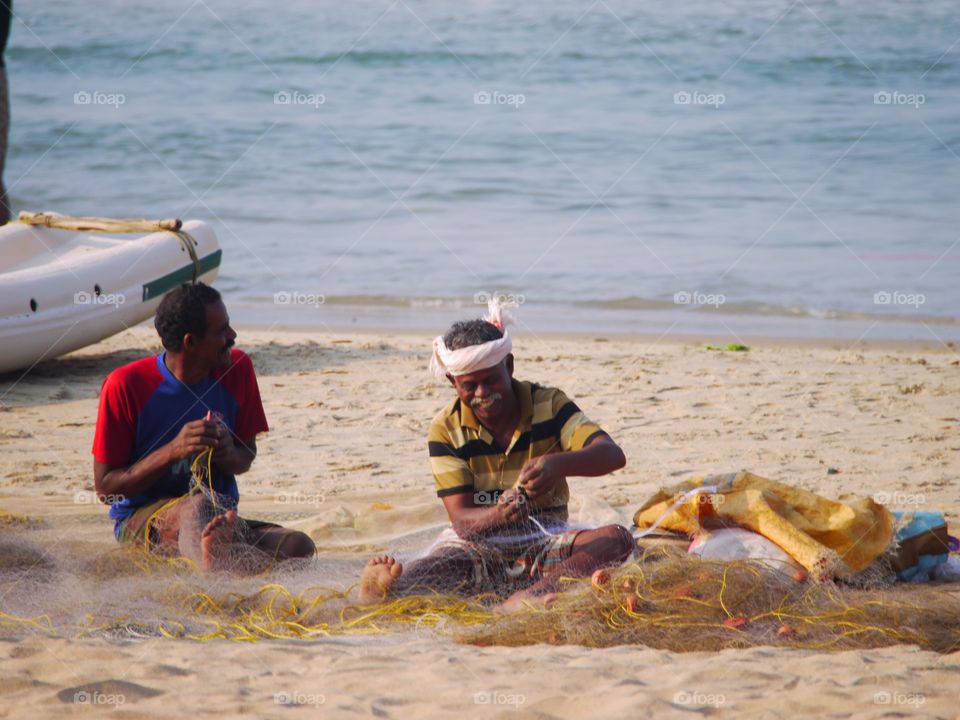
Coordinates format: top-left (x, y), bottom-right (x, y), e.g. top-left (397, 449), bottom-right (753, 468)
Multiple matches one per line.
top-left (8, 0), bottom-right (960, 339)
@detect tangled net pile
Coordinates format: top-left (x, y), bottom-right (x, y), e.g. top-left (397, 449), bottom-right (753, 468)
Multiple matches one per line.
top-left (3, 532), bottom-right (959, 652)
top-left (466, 545), bottom-right (960, 652)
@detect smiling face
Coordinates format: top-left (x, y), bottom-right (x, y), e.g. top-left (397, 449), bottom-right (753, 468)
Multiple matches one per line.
top-left (448, 355), bottom-right (515, 425)
top-left (185, 300), bottom-right (237, 370)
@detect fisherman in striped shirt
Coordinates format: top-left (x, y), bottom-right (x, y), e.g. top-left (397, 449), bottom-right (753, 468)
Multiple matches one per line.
top-left (357, 301), bottom-right (634, 612)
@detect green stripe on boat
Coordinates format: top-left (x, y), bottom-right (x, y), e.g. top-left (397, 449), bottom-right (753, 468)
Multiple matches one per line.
top-left (141, 250), bottom-right (222, 301)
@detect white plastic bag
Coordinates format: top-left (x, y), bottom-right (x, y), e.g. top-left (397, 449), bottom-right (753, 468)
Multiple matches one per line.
top-left (688, 527), bottom-right (804, 574)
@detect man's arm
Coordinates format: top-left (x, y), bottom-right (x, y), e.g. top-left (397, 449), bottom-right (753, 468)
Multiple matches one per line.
top-left (520, 434), bottom-right (626, 500)
top-left (93, 418), bottom-right (221, 502)
top-left (441, 489), bottom-right (529, 541)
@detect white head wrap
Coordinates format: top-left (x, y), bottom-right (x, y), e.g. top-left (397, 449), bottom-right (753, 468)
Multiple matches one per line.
top-left (429, 295), bottom-right (517, 379)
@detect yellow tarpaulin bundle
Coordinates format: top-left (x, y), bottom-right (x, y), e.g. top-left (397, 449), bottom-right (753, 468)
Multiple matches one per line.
top-left (633, 471), bottom-right (894, 579)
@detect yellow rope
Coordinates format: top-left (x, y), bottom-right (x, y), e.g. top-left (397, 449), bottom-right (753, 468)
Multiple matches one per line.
top-left (189, 447), bottom-right (217, 510)
top-left (0, 609), bottom-right (54, 633)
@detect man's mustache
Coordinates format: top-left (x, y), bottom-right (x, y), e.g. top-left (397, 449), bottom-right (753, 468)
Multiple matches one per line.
top-left (470, 393), bottom-right (502, 408)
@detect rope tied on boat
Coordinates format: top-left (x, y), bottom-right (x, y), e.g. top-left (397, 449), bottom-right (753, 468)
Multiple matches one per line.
top-left (174, 230), bottom-right (201, 283)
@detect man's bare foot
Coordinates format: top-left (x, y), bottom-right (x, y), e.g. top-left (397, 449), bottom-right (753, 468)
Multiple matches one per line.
top-left (496, 589), bottom-right (558, 614)
top-left (200, 510), bottom-right (236, 571)
top-left (357, 555), bottom-right (403, 605)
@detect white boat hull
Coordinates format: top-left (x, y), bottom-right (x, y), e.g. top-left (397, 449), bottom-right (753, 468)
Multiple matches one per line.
top-left (0, 220), bottom-right (220, 374)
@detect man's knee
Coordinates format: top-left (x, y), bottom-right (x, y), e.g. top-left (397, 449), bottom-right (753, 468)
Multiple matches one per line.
top-left (179, 493), bottom-right (216, 519)
top-left (595, 524), bottom-right (635, 563)
top-left (278, 530), bottom-right (315, 559)
top-left (573, 524), bottom-right (634, 564)
top-left (609, 524), bottom-right (636, 562)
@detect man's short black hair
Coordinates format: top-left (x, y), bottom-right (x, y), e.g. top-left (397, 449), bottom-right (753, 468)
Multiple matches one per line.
top-left (154, 282), bottom-right (222, 352)
top-left (443, 319), bottom-right (503, 350)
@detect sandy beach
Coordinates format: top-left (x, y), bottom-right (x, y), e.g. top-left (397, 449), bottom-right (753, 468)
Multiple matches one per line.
top-left (1, 323), bottom-right (959, 719)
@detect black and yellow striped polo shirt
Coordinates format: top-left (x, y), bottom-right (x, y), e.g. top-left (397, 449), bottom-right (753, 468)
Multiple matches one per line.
top-left (428, 380), bottom-right (606, 513)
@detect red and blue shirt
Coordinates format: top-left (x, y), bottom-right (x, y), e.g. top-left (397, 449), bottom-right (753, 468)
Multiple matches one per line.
top-left (92, 349), bottom-right (268, 538)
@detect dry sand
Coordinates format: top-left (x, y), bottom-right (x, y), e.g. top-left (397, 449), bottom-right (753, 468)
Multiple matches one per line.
top-left (1, 323), bottom-right (959, 719)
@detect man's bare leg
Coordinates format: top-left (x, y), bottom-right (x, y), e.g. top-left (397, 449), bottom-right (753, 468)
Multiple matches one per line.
top-left (142, 494), bottom-right (310, 574)
top-left (499, 524), bottom-right (634, 613)
top-left (196, 511), bottom-right (317, 574)
top-left (245, 525), bottom-right (316, 562)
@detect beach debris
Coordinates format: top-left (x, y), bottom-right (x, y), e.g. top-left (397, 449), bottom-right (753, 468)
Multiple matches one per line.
top-left (705, 344), bottom-right (750, 352)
